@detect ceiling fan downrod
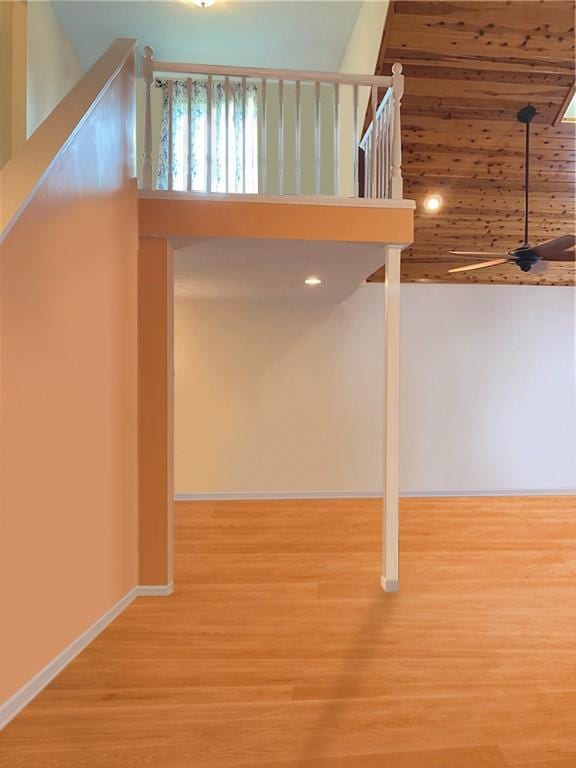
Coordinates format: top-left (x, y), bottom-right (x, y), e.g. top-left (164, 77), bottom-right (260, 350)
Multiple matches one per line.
top-left (517, 104), bottom-right (536, 250)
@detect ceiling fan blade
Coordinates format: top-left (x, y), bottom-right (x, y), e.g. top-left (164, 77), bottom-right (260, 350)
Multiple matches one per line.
top-left (531, 235), bottom-right (576, 258)
top-left (448, 258), bottom-right (510, 274)
top-left (531, 260), bottom-right (549, 275)
top-left (541, 249), bottom-right (576, 262)
top-left (449, 250), bottom-right (509, 257)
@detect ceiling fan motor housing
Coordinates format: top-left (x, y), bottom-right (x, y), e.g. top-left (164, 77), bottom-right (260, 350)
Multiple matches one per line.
top-left (517, 104), bottom-right (536, 124)
top-left (515, 247), bottom-right (539, 272)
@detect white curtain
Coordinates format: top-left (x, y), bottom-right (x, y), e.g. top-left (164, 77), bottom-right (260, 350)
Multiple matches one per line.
top-left (156, 79), bottom-right (258, 193)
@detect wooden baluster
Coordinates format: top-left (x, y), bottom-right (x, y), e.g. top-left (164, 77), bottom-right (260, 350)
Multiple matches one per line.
top-left (278, 79), bottom-right (284, 194)
top-left (242, 76), bottom-right (247, 194)
top-left (295, 80), bottom-right (301, 195)
top-left (370, 85), bottom-right (378, 199)
top-left (366, 133), bottom-right (371, 198)
top-left (142, 46), bottom-right (154, 190)
top-left (167, 79), bottom-right (173, 191)
top-left (353, 83), bottom-right (359, 197)
top-left (261, 78), bottom-right (267, 194)
top-left (387, 99), bottom-right (392, 198)
top-left (333, 83), bottom-right (340, 196)
top-left (224, 75), bottom-right (230, 193)
top-left (314, 81), bottom-right (321, 195)
top-left (390, 63), bottom-right (404, 200)
top-left (378, 106), bottom-right (385, 198)
top-left (385, 100), bottom-right (390, 198)
top-left (207, 75), bottom-right (212, 192)
top-left (187, 78), bottom-right (192, 191)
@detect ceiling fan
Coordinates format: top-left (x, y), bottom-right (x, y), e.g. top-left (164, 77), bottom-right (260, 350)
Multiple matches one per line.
top-left (448, 104), bottom-right (575, 276)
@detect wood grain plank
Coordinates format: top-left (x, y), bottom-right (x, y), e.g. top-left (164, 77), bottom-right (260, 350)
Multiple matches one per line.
top-left (0, 497), bottom-right (575, 767)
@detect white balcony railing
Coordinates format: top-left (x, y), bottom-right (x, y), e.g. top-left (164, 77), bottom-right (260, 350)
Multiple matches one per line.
top-left (141, 46), bottom-right (404, 200)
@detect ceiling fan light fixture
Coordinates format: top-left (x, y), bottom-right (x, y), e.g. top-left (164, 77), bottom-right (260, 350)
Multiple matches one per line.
top-left (423, 194), bottom-right (443, 213)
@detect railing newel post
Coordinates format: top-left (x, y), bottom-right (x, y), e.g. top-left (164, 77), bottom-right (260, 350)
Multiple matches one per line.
top-left (353, 83), bottom-right (359, 198)
top-left (142, 45), bottom-right (154, 190)
top-left (390, 62), bottom-right (404, 200)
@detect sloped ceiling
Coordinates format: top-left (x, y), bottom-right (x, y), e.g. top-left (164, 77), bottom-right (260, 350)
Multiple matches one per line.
top-left (52, 0), bottom-right (362, 73)
top-left (369, 0), bottom-right (575, 286)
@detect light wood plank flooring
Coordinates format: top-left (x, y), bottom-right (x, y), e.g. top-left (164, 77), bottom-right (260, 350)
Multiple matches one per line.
top-left (1, 497), bottom-right (575, 766)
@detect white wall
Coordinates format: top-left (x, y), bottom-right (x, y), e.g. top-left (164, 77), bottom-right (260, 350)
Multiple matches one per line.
top-left (174, 284), bottom-right (576, 495)
top-left (27, 0), bottom-right (83, 136)
top-left (338, 0), bottom-right (389, 196)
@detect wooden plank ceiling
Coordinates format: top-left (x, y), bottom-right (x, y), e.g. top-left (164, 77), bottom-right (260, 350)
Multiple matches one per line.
top-left (368, 0), bottom-right (576, 286)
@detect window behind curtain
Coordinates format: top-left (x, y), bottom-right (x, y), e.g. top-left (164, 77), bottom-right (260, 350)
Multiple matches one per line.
top-left (156, 80), bottom-right (258, 193)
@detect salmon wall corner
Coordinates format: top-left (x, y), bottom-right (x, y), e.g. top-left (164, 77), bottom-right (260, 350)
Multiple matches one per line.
top-left (0, 41), bottom-right (139, 705)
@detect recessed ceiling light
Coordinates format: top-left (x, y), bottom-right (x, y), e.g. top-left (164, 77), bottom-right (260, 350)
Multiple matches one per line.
top-left (305, 276), bottom-right (322, 286)
top-left (423, 194), bottom-right (443, 213)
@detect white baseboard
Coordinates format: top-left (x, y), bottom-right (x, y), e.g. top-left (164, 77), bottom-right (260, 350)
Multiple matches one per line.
top-left (176, 491), bottom-right (383, 501)
top-left (175, 489), bottom-right (575, 501)
top-left (137, 583), bottom-right (174, 597)
top-left (0, 583), bottom-right (172, 731)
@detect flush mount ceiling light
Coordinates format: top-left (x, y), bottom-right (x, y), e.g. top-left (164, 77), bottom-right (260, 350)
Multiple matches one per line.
top-left (423, 194), bottom-right (443, 213)
top-left (304, 276), bottom-right (322, 286)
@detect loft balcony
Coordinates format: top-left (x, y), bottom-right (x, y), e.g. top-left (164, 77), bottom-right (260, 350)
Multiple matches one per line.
top-left (139, 46), bottom-right (406, 199)
top-left (137, 47), bottom-right (414, 246)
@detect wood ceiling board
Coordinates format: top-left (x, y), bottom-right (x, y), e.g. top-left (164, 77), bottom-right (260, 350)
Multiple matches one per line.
top-left (369, 0), bottom-right (576, 286)
top-left (370, 260), bottom-right (575, 287)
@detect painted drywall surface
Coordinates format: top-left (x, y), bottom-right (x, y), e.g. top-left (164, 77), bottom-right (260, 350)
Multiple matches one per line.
top-left (53, 0), bottom-right (362, 73)
top-left (174, 284), bottom-right (576, 494)
top-left (0, 55), bottom-right (138, 703)
top-left (339, 0), bottom-right (389, 196)
top-left (27, 0), bottom-right (83, 136)
top-left (1, 0), bottom-right (27, 167)
top-left (399, 284), bottom-right (576, 493)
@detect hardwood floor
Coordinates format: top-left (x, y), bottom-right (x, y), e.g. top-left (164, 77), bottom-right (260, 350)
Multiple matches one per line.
top-left (1, 497), bottom-right (575, 767)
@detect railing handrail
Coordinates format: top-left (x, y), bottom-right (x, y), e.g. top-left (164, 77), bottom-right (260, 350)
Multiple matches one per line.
top-left (1, 38), bottom-right (136, 244)
top-left (149, 59), bottom-right (393, 89)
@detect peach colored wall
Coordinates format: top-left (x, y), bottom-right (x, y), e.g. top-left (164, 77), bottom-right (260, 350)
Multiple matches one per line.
top-left (138, 196), bottom-right (414, 245)
top-left (138, 236), bottom-right (174, 587)
top-left (0, 47), bottom-right (138, 703)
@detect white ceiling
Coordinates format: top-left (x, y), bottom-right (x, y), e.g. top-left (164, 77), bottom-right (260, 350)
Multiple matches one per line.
top-left (52, 1), bottom-right (363, 74)
top-left (173, 236), bottom-right (386, 303)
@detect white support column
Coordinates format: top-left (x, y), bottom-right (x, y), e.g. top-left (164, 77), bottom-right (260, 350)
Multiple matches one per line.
top-left (142, 46), bottom-right (154, 190)
top-left (382, 245), bottom-right (401, 592)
